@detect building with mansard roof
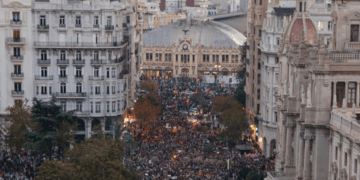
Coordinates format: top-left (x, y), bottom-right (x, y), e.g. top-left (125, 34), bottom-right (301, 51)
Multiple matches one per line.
top-left (141, 17), bottom-right (246, 79)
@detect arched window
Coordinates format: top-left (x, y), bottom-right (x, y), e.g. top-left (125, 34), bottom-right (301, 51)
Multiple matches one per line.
top-left (41, 50), bottom-right (47, 60)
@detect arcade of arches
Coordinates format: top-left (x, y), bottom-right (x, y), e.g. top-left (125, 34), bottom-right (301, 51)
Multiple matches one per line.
top-left (74, 117), bottom-right (120, 143)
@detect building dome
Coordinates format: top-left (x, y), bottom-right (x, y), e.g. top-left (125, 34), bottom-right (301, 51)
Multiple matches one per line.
top-left (143, 18), bottom-right (247, 48)
top-left (283, 14), bottom-right (317, 45)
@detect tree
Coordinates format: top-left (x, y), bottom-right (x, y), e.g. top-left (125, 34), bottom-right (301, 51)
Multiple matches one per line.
top-left (238, 167), bottom-right (251, 180)
top-left (24, 99), bottom-right (78, 160)
top-left (245, 169), bottom-right (264, 180)
top-left (211, 96), bottom-right (248, 143)
top-left (37, 128), bottom-right (139, 180)
top-left (5, 99), bottom-right (35, 151)
top-left (133, 95), bottom-right (162, 135)
top-left (195, 91), bottom-right (206, 109)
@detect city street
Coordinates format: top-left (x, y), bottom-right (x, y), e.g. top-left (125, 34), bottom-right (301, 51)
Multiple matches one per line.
top-left (124, 77), bottom-right (274, 180)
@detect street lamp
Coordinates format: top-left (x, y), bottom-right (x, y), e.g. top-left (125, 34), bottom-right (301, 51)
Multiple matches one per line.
top-left (214, 62), bottom-right (221, 88)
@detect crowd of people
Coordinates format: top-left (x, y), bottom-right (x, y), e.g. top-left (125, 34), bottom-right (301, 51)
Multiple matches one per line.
top-left (0, 149), bottom-right (55, 180)
top-left (125, 77), bottom-right (274, 180)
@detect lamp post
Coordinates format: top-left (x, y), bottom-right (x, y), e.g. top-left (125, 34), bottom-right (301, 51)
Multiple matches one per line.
top-left (214, 62), bottom-right (221, 88)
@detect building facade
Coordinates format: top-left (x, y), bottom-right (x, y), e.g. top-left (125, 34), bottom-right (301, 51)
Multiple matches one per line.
top-left (258, 2), bottom-right (295, 158)
top-left (266, 0), bottom-right (360, 179)
top-left (0, 0), bottom-right (34, 147)
top-left (0, 0), bottom-right (142, 147)
top-left (141, 17), bottom-right (246, 79)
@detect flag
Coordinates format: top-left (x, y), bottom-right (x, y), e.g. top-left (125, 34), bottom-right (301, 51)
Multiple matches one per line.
top-left (160, 0), bottom-right (166, 10)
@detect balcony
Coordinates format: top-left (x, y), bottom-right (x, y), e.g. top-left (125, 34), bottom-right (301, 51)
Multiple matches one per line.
top-left (89, 76), bottom-right (104, 81)
top-left (328, 52), bottom-right (360, 64)
top-left (11, 73), bottom-right (24, 79)
top-left (10, 20), bottom-right (22, 25)
top-left (105, 25), bottom-right (114, 30)
top-left (90, 59), bottom-right (103, 65)
top-left (37, 59), bottom-right (51, 65)
top-left (59, 75), bottom-right (67, 80)
top-left (75, 24), bottom-right (82, 28)
top-left (73, 110), bottom-right (90, 116)
top-left (54, 92), bottom-right (87, 99)
top-left (93, 24), bottom-right (99, 28)
top-left (75, 75), bottom-right (83, 80)
top-left (59, 24), bottom-right (66, 28)
top-left (12, 90), bottom-right (24, 96)
top-left (34, 41), bottom-right (122, 48)
top-left (10, 55), bottom-right (23, 61)
top-left (73, 59), bottom-right (85, 65)
top-left (6, 38), bottom-right (25, 44)
top-left (348, 42), bottom-right (360, 49)
top-left (35, 75), bottom-right (53, 80)
top-left (57, 59), bottom-right (69, 65)
top-left (37, 24), bottom-right (49, 30)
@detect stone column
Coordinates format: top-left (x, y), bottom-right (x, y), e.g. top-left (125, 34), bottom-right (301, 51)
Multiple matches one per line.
top-left (285, 121), bottom-right (293, 168)
top-left (281, 120), bottom-right (287, 166)
top-left (297, 132), bottom-right (305, 179)
top-left (333, 81), bottom-right (337, 107)
top-left (345, 81), bottom-right (348, 107)
top-left (357, 82), bottom-right (360, 108)
top-left (303, 137), bottom-right (311, 180)
top-left (85, 119), bottom-right (91, 139)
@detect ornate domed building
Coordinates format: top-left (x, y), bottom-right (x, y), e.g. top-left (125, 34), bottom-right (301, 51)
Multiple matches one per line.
top-left (141, 17), bottom-right (246, 79)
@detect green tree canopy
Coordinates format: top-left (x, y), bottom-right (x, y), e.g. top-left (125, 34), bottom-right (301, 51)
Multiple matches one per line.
top-left (37, 127), bottom-right (139, 180)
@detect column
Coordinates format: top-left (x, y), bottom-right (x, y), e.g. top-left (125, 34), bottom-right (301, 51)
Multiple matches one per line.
top-left (333, 81), bottom-right (337, 107)
top-left (297, 133), bottom-right (305, 179)
top-left (281, 121), bottom-right (287, 166)
top-left (85, 119), bottom-right (91, 139)
top-left (357, 82), bottom-right (360, 108)
top-left (285, 122), bottom-right (293, 168)
top-left (303, 137), bottom-right (311, 180)
top-left (345, 81), bottom-right (348, 107)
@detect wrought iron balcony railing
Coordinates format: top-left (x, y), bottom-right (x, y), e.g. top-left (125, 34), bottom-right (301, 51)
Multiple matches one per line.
top-left (35, 75), bottom-right (54, 80)
top-left (10, 20), bottom-right (22, 25)
top-left (37, 59), bottom-right (51, 64)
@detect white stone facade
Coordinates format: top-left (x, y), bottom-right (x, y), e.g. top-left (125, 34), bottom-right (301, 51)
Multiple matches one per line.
top-left (0, 0), bottom-right (142, 147)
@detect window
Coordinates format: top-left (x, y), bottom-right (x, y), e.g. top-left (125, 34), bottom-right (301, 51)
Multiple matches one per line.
top-left (328, 21), bottom-right (332, 31)
top-left (41, 50), bottom-right (47, 60)
top-left (14, 65), bottom-right (21, 74)
top-left (335, 146), bottom-right (338, 160)
top-left (258, 63), bottom-right (261, 70)
top-left (94, 51), bottom-right (99, 60)
top-left (76, 83), bottom-right (82, 93)
top-left (41, 86), bottom-right (47, 95)
top-left (60, 101), bottom-right (66, 112)
top-left (36, 86), bottom-right (39, 95)
top-left (12, 12), bottom-right (20, 21)
top-left (106, 101), bottom-right (110, 113)
top-left (107, 86), bottom-right (110, 94)
top-left (259, 0), bottom-right (262, 5)
top-left (202, 54), bottom-right (209, 62)
top-left (107, 16), bottom-right (112, 26)
top-left (176, 55), bottom-right (178, 62)
top-left (60, 51), bottom-right (66, 60)
top-left (60, 67), bottom-right (66, 77)
top-left (106, 68), bottom-right (110, 78)
top-left (90, 102), bottom-right (93, 113)
top-left (41, 67), bottom-right (47, 77)
top-left (118, 100), bottom-right (120, 111)
top-left (60, 83), bottom-right (66, 93)
top-left (112, 101), bottom-right (116, 112)
top-left (13, 47), bottom-right (20, 56)
top-left (348, 82), bottom-right (356, 106)
top-left (193, 55), bottom-right (195, 63)
top-left (258, 29), bottom-right (262, 38)
top-left (275, 57), bottom-right (279, 64)
top-left (76, 51), bottom-right (81, 60)
top-left (126, 16), bottom-right (130, 24)
top-left (94, 16), bottom-right (99, 25)
top-left (351, 25), bottom-right (359, 42)
top-left (345, 152), bottom-right (348, 166)
top-left (76, 101), bottom-right (82, 112)
top-left (59, 16), bottom-right (65, 26)
top-left (146, 53), bottom-right (153, 61)
top-left (112, 86), bottom-right (115, 94)
top-left (14, 83), bottom-right (21, 92)
top-left (111, 68), bottom-right (116, 78)
top-left (75, 67), bottom-right (82, 77)
top-left (49, 86), bottom-right (52, 95)
top-left (94, 67), bottom-right (99, 77)
top-left (95, 86), bottom-right (101, 95)
top-left (213, 54), bottom-right (219, 63)
top-left (95, 102), bottom-right (101, 113)
top-left (355, 159), bottom-right (358, 174)
top-left (76, 16), bottom-right (81, 25)
top-left (274, 112), bottom-right (278, 122)
top-left (108, 51), bottom-right (112, 61)
top-left (40, 15), bottom-right (46, 26)
top-left (299, 2), bottom-right (302, 12)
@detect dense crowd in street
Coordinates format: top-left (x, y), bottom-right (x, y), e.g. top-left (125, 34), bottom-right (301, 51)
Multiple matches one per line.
top-left (0, 148), bottom-right (61, 180)
top-left (125, 77), bottom-right (274, 180)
